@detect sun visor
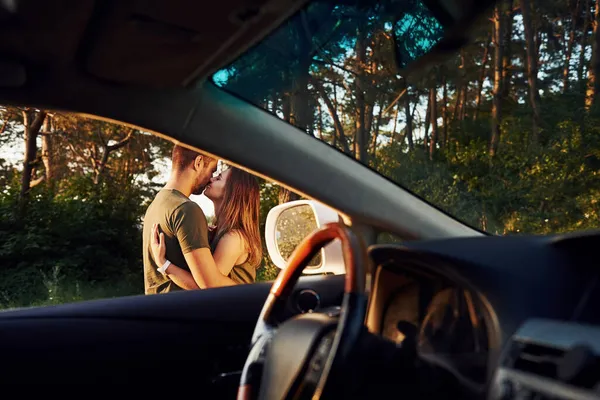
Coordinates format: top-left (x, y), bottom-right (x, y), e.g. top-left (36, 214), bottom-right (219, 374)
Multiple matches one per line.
top-left (85, 0), bottom-right (307, 88)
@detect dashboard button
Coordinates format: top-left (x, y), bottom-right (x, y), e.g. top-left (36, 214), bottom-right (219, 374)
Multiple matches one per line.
top-left (295, 289), bottom-right (320, 313)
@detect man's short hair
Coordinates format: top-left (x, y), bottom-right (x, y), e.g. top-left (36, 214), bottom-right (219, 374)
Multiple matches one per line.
top-left (171, 144), bottom-right (215, 172)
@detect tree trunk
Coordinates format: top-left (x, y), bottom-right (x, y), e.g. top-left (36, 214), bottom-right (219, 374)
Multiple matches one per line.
top-left (459, 84), bottom-right (468, 121)
top-left (19, 110), bottom-right (47, 209)
top-left (458, 50), bottom-right (468, 121)
top-left (490, 4), bottom-right (505, 157)
top-left (521, 0), bottom-right (542, 143)
top-left (317, 103), bottom-right (324, 141)
top-left (314, 80), bottom-right (351, 154)
top-left (429, 87), bottom-right (438, 160)
top-left (578, 0), bottom-right (591, 89)
top-left (586, 0), bottom-right (600, 109)
top-left (453, 85), bottom-right (462, 122)
top-left (391, 103), bottom-right (399, 145)
top-left (332, 83), bottom-right (338, 148)
top-left (278, 187), bottom-right (300, 204)
top-left (563, 0), bottom-right (582, 92)
top-left (442, 71), bottom-right (448, 147)
top-left (93, 129), bottom-right (134, 185)
top-left (579, 0), bottom-right (591, 136)
top-left (501, 0), bottom-right (514, 98)
top-left (290, 19), bottom-right (312, 133)
top-left (41, 115), bottom-right (54, 192)
top-left (365, 103), bottom-right (374, 145)
top-left (352, 120), bottom-right (357, 156)
top-left (474, 37), bottom-right (491, 121)
top-left (354, 26), bottom-right (368, 164)
top-left (424, 94), bottom-right (431, 150)
top-left (370, 102), bottom-right (383, 163)
top-left (404, 81), bottom-right (414, 149)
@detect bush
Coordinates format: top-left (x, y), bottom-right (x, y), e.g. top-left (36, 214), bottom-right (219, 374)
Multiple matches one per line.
top-left (0, 179), bottom-right (147, 308)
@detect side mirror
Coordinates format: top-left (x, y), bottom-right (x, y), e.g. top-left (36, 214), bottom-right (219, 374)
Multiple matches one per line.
top-left (265, 200), bottom-right (344, 275)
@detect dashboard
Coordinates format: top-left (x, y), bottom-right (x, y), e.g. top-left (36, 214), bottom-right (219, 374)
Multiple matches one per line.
top-left (366, 230), bottom-right (600, 399)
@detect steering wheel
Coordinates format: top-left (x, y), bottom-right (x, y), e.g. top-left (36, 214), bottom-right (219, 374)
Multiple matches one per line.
top-left (237, 223), bottom-right (369, 400)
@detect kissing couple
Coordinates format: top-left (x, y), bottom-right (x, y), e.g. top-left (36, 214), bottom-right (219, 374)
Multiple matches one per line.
top-left (143, 145), bottom-right (263, 294)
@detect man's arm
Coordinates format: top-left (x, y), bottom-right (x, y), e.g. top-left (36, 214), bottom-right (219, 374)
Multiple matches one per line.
top-left (183, 248), bottom-right (237, 288)
top-left (170, 203), bottom-right (237, 288)
top-left (167, 233), bottom-right (244, 288)
top-left (165, 265), bottom-right (200, 290)
top-left (167, 202), bottom-right (235, 289)
top-left (151, 223), bottom-right (231, 289)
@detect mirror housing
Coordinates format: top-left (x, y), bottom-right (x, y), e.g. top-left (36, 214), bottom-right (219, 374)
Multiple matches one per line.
top-left (265, 200), bottom-right (345, 275)
top-left (392, 0), bottom-right (497, 74)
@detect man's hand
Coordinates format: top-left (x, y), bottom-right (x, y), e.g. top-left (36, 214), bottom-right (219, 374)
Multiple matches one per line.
top-left (151, 223), bottom-right (167, 265)
top-left (151, 223), bottom-right (199, 290)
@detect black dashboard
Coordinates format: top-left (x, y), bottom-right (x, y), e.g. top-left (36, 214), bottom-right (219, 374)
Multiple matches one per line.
top-left (366, 230), bottom-right (600, 399)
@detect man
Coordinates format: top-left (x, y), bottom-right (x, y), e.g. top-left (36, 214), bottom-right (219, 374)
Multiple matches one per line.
top-left (142, 144), bottom-right (236, 294)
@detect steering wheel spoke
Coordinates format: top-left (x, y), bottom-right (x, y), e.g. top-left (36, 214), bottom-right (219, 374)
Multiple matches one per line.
top-left (238, 332), bottom-right (273, 399)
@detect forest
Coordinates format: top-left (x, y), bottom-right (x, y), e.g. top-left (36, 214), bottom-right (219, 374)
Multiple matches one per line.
top-left (220, 0), bottom-right (600, 235)
top-left (1, 0), bottom-right (599, 308)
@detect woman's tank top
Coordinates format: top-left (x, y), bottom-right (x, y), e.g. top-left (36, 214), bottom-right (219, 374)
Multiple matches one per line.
top-left (210, 230), bottom-right (256, 284)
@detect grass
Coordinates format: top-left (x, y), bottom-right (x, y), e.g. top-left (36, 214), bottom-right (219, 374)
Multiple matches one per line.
top-left (0, 263), bottom-right (280, 311)
top-left (0, 266), bottom-right (143, 311)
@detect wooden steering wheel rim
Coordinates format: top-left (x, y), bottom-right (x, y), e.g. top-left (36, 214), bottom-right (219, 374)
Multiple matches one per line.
top-left (238, 222), bottom-right (367, 400)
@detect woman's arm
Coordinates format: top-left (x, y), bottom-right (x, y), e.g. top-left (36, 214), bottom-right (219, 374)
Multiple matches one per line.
top-left (213, 231), bottom-right (247, 277)
top-left (151, 224), bottom-right (240, 289)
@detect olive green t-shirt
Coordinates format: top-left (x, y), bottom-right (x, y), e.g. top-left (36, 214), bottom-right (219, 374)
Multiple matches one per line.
top-left (143, 189), bottom-right (209, 294)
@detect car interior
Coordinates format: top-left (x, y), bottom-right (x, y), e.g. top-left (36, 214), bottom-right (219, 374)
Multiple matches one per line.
top-left (0, 0), bottom-right (599, 399)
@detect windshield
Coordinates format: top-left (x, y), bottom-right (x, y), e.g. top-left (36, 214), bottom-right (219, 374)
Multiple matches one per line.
top-left (213, 0), bottom-right (600, 236)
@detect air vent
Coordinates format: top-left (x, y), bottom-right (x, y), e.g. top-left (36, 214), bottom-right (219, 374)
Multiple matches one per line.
top-left (512, 343), bottom-right (565, 380)
top-left (512, 342), bottom-right (600, 389)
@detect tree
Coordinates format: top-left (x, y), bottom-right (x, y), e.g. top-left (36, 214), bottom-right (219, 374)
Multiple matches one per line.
top-left (19, 109), bottom-right (47, 211)
top-left (563, 0), bottom-right (583, 92)
top-left (91, 126), bottom-right (134, 185)
top-left (521, 0), bottom-right (543, 143)
top-left (212, 0), bottom-right (600, 239)
top-left (586, 0), bottom-right (600, 109)
top-left (428, 86), bottom-right (438, 160)
top-left (490, 4), bottom-right (505, 157)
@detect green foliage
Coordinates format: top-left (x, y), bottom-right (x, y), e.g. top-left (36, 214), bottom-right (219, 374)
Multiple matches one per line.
top-left (375, 101), bottom-right (600, 235)
top-left (257, 181), bottom-right (280, 282)
top-left (0, 179), bottom-right (151, 308)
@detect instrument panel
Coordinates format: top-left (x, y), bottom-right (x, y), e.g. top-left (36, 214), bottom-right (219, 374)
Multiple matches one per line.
top-left (367, 250), bottom-right (495, 385)
top-left (366, 231), bottom-right (600, 398)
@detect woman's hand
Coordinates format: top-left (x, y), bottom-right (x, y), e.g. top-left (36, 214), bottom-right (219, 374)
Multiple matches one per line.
top-left (151, 223), bottom-right (167, 266)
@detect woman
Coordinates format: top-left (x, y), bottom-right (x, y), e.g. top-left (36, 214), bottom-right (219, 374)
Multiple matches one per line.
top-left (151, 165), bottom-right (262, 286)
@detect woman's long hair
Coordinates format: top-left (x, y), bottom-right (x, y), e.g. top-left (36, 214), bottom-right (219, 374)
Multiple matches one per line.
top-left (214, 167), bottom-right (262, 267)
